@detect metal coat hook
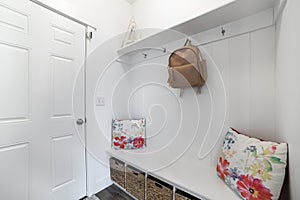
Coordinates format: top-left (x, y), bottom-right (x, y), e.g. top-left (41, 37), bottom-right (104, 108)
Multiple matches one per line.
top-left (221, 27), bottom-right (226, 36)
top-left (184, 38), bottom-right (192, 46)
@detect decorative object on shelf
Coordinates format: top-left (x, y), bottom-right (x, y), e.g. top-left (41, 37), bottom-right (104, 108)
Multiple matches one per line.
top-left (122, 16), bottom-right (141, 48)
top-left (167, 39), bottom-right (207, 96)
top-left (112, 118), bottom-right (146, 150)
top-left (216, 128), bottom-right (288, 200)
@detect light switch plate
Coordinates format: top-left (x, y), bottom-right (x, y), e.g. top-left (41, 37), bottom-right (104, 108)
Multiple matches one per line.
top-left (95, 96), bottom-right (105, 106)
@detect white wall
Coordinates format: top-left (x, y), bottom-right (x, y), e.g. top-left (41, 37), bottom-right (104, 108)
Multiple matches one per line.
top-left (276, 0), bottom-right (300, 199)
top-left (86, 37), bottom-right (133, 195)
top-left (120, 26), bottom-right (276, 169)
top-left (37, 0), bottom-right (133, 196)
top-left (132, 0), bottom-right (234, 29)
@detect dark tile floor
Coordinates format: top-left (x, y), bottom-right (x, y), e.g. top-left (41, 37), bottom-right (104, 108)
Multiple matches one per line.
top-left (96, 184), bottom-right (134, 200)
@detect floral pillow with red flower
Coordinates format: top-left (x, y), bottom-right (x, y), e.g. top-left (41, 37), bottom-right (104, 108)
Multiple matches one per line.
top-left (216, 128), bottom-right (288, 200)
top-left (112, 118), bottom-right (146, 150)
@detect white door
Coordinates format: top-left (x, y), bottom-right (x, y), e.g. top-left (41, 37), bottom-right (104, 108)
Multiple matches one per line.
top-left (0, 0), bottom-right (86, 200)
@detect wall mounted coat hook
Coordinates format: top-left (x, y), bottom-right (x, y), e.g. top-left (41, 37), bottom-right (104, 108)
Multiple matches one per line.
top-left (184, 38), bottom-right (192, 46)
top-left (221, 27), bottom-right (226, 36)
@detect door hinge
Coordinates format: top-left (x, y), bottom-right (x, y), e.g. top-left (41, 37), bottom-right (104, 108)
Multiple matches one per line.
top-left (86, 31), bottom-right (93, 40)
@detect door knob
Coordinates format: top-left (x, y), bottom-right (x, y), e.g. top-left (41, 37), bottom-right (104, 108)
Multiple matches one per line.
top-left (76, 119), bottom-right (84, 125)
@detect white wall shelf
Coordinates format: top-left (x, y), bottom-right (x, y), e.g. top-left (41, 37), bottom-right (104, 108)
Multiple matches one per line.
top-left (107, 149), bottom-right (240, 200)
top-left (117, 0), bottom-right (282, 57)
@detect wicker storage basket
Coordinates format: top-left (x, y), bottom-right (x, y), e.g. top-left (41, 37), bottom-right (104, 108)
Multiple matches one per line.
top-left (125, 165), bottom-right (145, 200)
top-left (175, 189), bottom-right (201, 200)
top-left (147, 175), bottom-right (173, 200)
top-left (109, 157), bottom-right (125, 188)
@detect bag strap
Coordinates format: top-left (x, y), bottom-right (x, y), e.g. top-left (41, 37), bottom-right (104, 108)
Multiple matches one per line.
top-left (193, 46), bottom-right (206, 95)
top-left (168, 68), bottom-right (174, 85)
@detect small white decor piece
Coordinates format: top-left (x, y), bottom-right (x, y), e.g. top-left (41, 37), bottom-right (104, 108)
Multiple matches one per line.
top-left (122, 16), bottom-right (140, 47)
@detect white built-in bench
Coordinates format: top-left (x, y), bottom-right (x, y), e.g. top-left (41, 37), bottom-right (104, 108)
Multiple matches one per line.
top-left (107, 149), bottom-right (240, 200)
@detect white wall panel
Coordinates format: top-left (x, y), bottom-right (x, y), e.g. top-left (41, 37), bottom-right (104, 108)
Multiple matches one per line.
top-left (275, 0), bottom-right (300, 198)
top-left (228, 34), bottom-right (251, 133)
top-left (197, 40), bottom-right (228, 162)
top-left (204, 39), bottom-right (230, 166)
top-left (250, 27), bottom-right (275, 140)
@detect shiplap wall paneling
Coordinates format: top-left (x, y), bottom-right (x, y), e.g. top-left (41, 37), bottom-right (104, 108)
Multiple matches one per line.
top-left (249, 27), bottom-right (275, 140)
top-left (202, 39), bottom-right (231, 166)
top-left (228, 34), bottom-right (251, 134)
top-left (199, 27), bottom-right (276, 164)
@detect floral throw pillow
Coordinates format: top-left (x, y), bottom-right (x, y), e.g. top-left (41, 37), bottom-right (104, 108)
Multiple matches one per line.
top-left (112, 118), bottom-right (146, 150)
top-left (216, 129), bottom-right (288, 200)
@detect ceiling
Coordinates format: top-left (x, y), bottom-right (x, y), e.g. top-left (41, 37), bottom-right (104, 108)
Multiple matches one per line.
top-left (126, 0), bottom-right (138, 5)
